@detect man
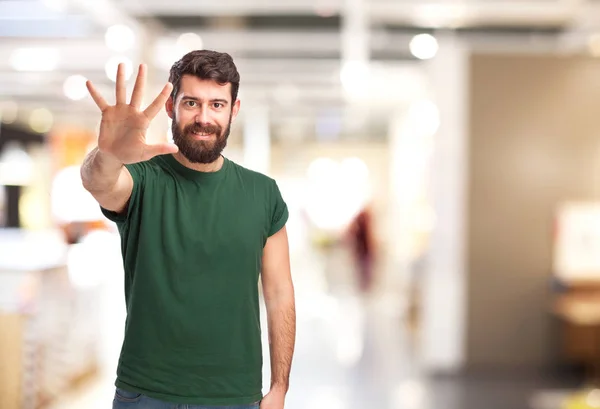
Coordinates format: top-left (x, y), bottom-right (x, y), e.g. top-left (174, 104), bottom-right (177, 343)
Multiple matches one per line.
top-left (81, 50), bottom-right (296, 409)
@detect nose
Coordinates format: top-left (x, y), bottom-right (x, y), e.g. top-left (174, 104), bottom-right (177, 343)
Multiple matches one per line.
top-left (195, 105), bottom-right (210, 124)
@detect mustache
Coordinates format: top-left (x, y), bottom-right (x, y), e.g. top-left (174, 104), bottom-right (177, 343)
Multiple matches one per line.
top-left (184, 122), bottom-right (221, 135)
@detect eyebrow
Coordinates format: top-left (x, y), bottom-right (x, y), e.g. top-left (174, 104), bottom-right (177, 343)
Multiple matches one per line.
top-left (180, 95), bottom-right (229, 105)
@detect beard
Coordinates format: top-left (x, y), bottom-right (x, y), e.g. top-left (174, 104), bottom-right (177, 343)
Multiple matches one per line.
top-left (171, 116), bottom-right (231, 164)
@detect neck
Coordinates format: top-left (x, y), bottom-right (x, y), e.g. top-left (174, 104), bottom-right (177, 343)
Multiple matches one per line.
top-left (172, 152), bottom-right (224, 173)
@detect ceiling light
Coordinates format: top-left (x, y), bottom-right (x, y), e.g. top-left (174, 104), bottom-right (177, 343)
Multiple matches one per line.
top-left (409, 34), bottom-right (439, 60)
top-left (63, 75), bottom-right (88, 101)
top-left (105, 56), bottom-right (133, 82)
top-left (176, 33), bottom-right (204, 56)
top-left (29, 108), bottom-right (54, 133)
top-left (105, 24), bottom-right (136, 52)
top-left (340, 60), bottom-right (370, 99)
top-left (0, 142), bottom-right (34, 186)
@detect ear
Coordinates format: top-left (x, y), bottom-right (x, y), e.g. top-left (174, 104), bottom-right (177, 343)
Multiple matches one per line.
top-left (231, 99), bottom-right (241, 122)
top-left (165, 96), bottom-right (175, 119)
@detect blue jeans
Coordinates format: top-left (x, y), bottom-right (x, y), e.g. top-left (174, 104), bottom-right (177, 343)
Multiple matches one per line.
top-left (112, 388), bottom-right (261, 409)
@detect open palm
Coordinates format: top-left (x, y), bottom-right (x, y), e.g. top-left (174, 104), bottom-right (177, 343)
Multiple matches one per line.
top-left (86, 63), bottom-right (178, 164)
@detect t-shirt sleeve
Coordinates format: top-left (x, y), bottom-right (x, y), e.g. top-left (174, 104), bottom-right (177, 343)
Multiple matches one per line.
top-left (100, 162), bottom-right (146, 224)
top-left (268, 179), bottom-right (289, 237)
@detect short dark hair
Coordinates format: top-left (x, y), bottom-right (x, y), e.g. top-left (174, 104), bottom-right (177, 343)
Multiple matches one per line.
top-left (168, 50), bottom-right (240, 103)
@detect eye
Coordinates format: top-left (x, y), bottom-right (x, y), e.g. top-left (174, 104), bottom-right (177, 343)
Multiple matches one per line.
top-left (184, 100), bottom-right (197, 107)
top-left (213, 102), bottom-right (223, 109)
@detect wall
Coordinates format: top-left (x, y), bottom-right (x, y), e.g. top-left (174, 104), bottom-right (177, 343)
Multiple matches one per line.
top-left (467, 53), bottom-right (600, 370)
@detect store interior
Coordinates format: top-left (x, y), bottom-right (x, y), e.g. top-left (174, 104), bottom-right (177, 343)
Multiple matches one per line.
top-left (3, 1), bottom-right (600, 409)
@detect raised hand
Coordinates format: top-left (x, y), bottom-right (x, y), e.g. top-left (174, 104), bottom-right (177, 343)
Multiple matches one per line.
top-left (86, 63), bottom-right (178, 164)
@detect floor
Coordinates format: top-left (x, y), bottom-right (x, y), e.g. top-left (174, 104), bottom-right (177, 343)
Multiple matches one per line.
top-left (48, 243), bottom-right (586, 409)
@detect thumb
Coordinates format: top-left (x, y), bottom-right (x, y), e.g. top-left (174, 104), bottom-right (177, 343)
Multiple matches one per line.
top-left (142, 142), bottom-right (179, 160)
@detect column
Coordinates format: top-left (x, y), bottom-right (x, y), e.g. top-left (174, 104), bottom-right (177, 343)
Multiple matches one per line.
top-left (420, 32), bottom-right (469, 373)
top-left (340, 0), bottom-right (370, 100)
top-left (141, 27), bottom-right (170, 145)
top-left (242, 105), bottom-right (271, 175)
top-left (342, 0), bottom-right (369, 64)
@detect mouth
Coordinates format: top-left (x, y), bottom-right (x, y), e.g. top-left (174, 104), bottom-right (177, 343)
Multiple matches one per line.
top-left (191, 131), bottom-right (214, 140)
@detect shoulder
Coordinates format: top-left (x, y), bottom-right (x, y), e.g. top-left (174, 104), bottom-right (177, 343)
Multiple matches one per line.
top-left (227, 158), bottom-right (277, 187)
top-left (124, 155), bottom-right (171, 182)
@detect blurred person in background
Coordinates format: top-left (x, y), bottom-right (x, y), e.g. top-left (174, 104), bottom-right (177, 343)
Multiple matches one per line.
top-left (80, 50), bottom-right (295, 409)
top-left (346, 204), bottom-right (377, 293)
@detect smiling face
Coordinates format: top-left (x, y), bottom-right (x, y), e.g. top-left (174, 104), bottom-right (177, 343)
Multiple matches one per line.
top-left (166, 74), bottom-right (241, 164)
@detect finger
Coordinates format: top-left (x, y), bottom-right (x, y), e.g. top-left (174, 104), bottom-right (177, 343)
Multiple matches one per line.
top-left (142, 142), bottom-right (178, 160)
top-left (130, 64), bottom-right (146, 109)
top-left (86, 80), bottom-right (109, 111)
top-left (115, 63), bottom-right (127, 105)
top-left (143, 82), bottom-right (173, 120)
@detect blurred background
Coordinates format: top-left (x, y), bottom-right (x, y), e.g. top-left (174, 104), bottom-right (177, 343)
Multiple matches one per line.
top-left (3, 0), bottom-right (600, 408)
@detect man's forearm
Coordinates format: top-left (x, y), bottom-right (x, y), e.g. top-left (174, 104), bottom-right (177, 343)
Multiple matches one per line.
top-left (80, 147), bottom-right (124, 193)
top-left (266, 294), bottom-right (296, 392)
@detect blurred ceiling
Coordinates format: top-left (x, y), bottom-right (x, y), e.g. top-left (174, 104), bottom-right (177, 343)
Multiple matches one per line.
top-left (1, 0), bottom-right (600, 141)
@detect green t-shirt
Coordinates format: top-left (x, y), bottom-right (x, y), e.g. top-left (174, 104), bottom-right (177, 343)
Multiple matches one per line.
top-left (101, 154), bottom-right (288, 406)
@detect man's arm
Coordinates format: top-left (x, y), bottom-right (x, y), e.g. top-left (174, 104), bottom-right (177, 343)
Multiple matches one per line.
top-left (80, 62), bottom-right (177, 214)
top-left (261, 225), bottom-right (295, 406)
top-left (81, 147), bottom-right (133, 213)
